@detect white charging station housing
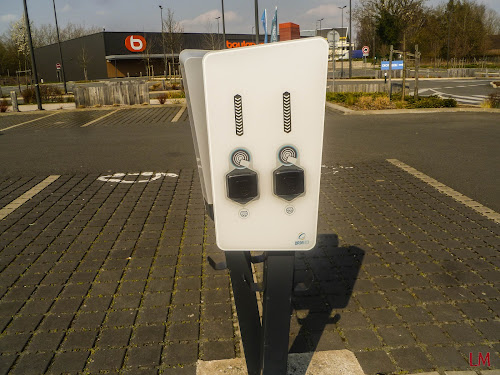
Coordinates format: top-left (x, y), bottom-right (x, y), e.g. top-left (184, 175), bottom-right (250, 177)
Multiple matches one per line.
top-left (180, 50), bottom-right (213, 207)
top-left (183, 38), bottom-right (328, 251)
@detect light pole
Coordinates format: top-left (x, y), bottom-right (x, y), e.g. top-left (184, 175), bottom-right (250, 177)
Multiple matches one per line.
top-left (52, 0), bottom-right (67, 93)
top-left (317, 18), bottom-right (324, 36)
top-left (22, 0), bottom-right (42, 110)
top-left (349, 0), bottom-right (352, 78)
top-left (338, 5), bottom-right (346, 78)
top-left (254, 0), bottom-right (259, 44)
top-left (215, 16), bottom-right (221, 49)
top-left (221, 0), bottom-right (226, 48)
top-left (159, 5), bottom-right (167, 78)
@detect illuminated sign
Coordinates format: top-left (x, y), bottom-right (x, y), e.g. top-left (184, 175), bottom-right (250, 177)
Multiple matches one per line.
top-left (125, 35), bottom-right (147, 52)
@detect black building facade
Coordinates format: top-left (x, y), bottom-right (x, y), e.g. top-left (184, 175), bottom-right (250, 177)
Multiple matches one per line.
top-left (34, 31), bottom-right (265, 82)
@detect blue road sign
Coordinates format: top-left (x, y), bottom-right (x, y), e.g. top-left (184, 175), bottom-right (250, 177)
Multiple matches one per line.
top-left (381, 60), bottom-right (404, 70)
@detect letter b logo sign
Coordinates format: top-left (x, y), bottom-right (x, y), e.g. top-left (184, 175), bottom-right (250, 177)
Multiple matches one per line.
top-left (125, 35), bottom-right (146, 52)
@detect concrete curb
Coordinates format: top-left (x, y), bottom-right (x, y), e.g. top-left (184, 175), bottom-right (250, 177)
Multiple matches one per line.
top-left (196, 350), bottom-right (365, 375)
top-left (325, 101), bottom-right (354, 113)
top-left (326, 101), bottom-right (500, 115)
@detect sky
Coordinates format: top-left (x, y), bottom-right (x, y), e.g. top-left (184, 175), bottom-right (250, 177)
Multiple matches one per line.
top-left (1, 0), bottom-right (499, 38)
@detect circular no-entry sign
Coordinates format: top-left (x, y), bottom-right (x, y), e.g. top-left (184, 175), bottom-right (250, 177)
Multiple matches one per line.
top-left (56, 63), bottom-right (61, 69)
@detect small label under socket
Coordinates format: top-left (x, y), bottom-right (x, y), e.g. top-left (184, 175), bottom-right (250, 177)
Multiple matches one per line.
top-left (239, 208), bottom-right (250, 219)
top-left (285, 205), bottom-right (295, 215)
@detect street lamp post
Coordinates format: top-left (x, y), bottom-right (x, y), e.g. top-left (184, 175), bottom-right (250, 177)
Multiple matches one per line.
top-left (52, 0), bottom-right (67, 94)
top-left (215, 16), bottom-right (221, 49)
top-left (221, 0), bottom-right (226, 48)
top-left (338, 5), bottom-right (346, 78)
top-left (317, 18), bottom-right (324, 36)
top-left (22, 0), bottom-right (42, 110)
top-left (254, 0), bottom-right (259, 44)
top-left (349, 0), bottom-right (352, 78)
top-left (159, 5), bottom-right (167, 78)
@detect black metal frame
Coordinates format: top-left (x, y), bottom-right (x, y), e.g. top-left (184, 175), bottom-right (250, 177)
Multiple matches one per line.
top-left (225, 251), bottom-right (295, 375)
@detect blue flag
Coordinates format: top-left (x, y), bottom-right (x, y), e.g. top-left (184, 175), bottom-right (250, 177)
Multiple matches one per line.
top-left (261, 9), bottom-right (268, 43)
top-left (270, 7), bottom-right (278, 42)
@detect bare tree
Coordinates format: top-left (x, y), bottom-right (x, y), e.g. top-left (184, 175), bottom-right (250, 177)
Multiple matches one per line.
top-left (163, 9), bottom-right (184, 79)
top-left (78, 45), bottom-right (91, 81)
top-left (202, 20), bottom-right (219, 50)
top-left (142, 36), bottom-right (157, 79)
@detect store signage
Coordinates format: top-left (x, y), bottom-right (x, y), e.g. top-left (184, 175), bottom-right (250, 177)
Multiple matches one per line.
top-left (226, 40), bottom-right (263, 49)
top-left (125, 35), bottom-right (147, 52)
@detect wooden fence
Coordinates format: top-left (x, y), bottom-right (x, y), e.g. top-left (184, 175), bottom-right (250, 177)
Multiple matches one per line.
top-left (74, 81), bottom-right (149, 107)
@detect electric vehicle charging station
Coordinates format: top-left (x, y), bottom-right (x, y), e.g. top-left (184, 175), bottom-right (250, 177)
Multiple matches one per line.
top-left (181, 38), bottom-right (328, 375)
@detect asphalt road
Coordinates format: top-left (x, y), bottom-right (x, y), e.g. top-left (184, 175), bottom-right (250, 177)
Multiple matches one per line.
top-left (0, 106), bottom-right (499, 212)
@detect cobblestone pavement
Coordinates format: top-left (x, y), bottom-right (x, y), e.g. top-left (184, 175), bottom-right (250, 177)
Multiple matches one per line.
top-left (0, 161), bottom-right (498, 374)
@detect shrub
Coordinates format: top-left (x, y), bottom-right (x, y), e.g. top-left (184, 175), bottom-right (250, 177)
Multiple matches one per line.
top-left (157, 93), bottom-right (168, 104)
top-left (0, 99), bottom-right (8, 112)
top-left (39, 85), bottom-right (63, 103)
top-left (372, 96), bottom-right (393, 109)
top-left (487, 92), bottom-right (500, 108)
top-left (21, 88), bottom-right (36, 104)
top-left (21, 85), bottom-right (64, 104)
top-left (356, 96), bottom-right (373, 109)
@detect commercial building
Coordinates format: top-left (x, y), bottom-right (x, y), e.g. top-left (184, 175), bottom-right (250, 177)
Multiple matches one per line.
top-left (34, 31), bottom-right (267, 82)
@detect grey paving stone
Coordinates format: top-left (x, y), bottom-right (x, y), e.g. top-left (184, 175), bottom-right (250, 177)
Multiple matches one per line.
top-left (390, 347), bottom-right (433, 372)
top-left (126, 344), bottom-right (162, 367)
top-left (201, 319), bottom-right (234, 340)
top-left (87, 348), bottom-right (126, 371)
top-left (25, 331), bottom-right (65, 353)
top-left (10, 352), bottom-right (53, 375)
top-left (47, 350), bottom-right (90, 374)
top-left (411, 324), bottom-right (452, 345)
top-left (355, 350), bottom-right (396, 375)
top-left (131, 324), bottom-right (165, 344)
top-left (343, 328), bottom-right (381, 350)
top-left (378, 325), bottom-right (416, 346)
top-left (200, 340), bottom-right (235, 361)
top-left (96, 327), bottom-right (132, 348)
top-left (162, 342), bottom-right (199, 366)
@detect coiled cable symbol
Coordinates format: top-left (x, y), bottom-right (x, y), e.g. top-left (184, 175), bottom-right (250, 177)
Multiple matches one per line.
top-left (283, 92), bottom-right (291, 133)
top-left (234, 94), bottom-right (243, 136)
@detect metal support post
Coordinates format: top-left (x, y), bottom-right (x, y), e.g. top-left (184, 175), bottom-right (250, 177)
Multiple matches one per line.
top-left (22, 0), bottom-right (42, 110)
top-left (388, 45), bottom-right (393, 100)
top-left (254, 0), bottom-right (259, 45)
top-left (225, 252), bottom-right (262, 375)
top-left (221, 0), bottom-right (227, 48)
top-left (415, 44), bottom-right (420, 99)
top-left (260, 252), bottom-right (295, 374)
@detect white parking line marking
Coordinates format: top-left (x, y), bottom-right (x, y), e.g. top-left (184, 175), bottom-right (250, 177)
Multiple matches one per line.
top-left (0, 175), bottom-right (60, 220)
top-left (97, 172), bottom-right (178, 184)
top-left (472, 95), bottom-right (489, 98)
top-left (387, 159), bottom-right (500, 223)
top-left (1, 112), bottom-right (58, 132)
top-left (171, 105), bottom-right (186, 122)
top-left (81, 109), bottom-right (120, 127)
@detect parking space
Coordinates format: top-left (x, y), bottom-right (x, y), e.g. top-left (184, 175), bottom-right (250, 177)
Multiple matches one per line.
top-left (0, 162), bottom-right (498, 374)
top-left (0, 113), bottom-right (49, 131)
top-left (85, 107), bottom-right (186, 128)
top-left (0, 106), bottom-right (188, 133)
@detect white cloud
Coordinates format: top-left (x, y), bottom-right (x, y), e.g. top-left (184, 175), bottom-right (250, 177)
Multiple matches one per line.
top-left (96, 10), bottom-right (109, 16)
top-left (180, 10), bottom-right (240, 32)
top-left (306, 4), bottom-right (341, 18)
top-left (61, 4), bottom-right (72, 12)
top-left (0, 14), bottom-right (18, 23)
